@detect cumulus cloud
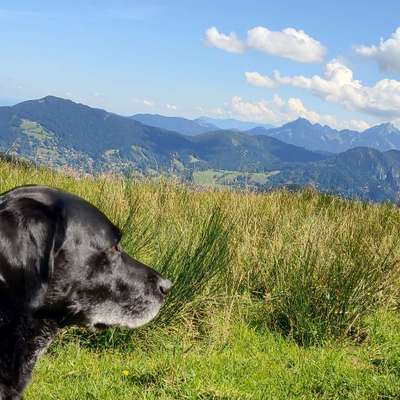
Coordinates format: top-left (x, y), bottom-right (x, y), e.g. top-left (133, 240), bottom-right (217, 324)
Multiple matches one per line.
top-left (245, 72), bottom-right (278, 89)
top-left (245, 59), bottom-right (400, 119)
top-left (205, 26), bottom-right (325, 63)
top-left (230, 95), bottom-right (284, 124)
top-left (246, 27), bottom-right (325, 63)
top-left (229, 95), bottom-right (369, 131)
top-left (205, 27), bottom-right (245, 53)
top-left (355, 27), bottom-right (400, 73)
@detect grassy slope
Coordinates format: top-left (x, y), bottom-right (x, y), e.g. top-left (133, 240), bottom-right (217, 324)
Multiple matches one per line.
top-left (1, 159), bottom-right (400, 399)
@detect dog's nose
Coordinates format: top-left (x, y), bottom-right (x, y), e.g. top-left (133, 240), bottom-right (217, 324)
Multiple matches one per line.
top-left (158, 278), bottom-right (172, 296)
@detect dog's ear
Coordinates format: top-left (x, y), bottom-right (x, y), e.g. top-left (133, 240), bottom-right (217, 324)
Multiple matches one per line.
top-left (0, 196), bottom-right (66, 297)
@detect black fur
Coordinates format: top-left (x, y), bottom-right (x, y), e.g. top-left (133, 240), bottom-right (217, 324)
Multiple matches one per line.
top-left (0, 185), bottom-right (171, 399)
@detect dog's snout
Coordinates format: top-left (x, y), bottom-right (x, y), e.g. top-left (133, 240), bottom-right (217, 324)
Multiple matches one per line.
top-left (158, 278), bottom-right (172, 296)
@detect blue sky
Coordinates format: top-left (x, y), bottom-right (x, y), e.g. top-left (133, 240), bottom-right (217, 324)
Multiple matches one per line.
top-left (1, 0), bottom-right (400, 129)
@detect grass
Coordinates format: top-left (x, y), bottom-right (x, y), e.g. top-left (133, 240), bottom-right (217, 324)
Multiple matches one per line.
top-left (1, 158), bottom-right (400, 398)
top-left (26, 313), bottom-right (400, 400)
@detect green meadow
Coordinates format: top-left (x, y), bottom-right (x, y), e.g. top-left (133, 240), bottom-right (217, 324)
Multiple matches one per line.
top-left (1, 159), bottom-right (400, 399)
top-left (192, 169), bottom-right (275, 187)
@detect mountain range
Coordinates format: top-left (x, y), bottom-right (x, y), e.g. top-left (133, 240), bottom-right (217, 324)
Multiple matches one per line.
top-left (0, 96), bottom-right (324, 174)
top-left (132, 113), bottom-right (400, 154)
top-left (130, 114), bottom-right (274, 135)
top-left (1, 95), bottom-right (400, 202)
top-left (251, 118), bottom-right (400, 153)
top-left (195, 116), bottom-right (274, 131)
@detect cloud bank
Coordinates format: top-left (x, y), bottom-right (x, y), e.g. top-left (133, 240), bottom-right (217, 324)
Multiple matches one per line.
top-left (205, 26), bottom-right (326, 63)
top-left (245, 59), bottom-right (400, 119)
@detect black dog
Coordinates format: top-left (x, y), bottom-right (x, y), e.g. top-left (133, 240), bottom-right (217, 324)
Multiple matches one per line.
top-left (0, 185), bottom-right (171, 399)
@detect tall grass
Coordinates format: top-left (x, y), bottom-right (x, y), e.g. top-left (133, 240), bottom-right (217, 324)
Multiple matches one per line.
top-left (154, 206), bottom-right (232, 325)
top-left (263, 227), bottom-right (400, 345)
top-left (1, 160), bottom-right (400, 345)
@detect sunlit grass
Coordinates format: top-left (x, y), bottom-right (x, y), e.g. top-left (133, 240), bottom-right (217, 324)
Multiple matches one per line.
top-left (26, 312), bottom-right (400, 400)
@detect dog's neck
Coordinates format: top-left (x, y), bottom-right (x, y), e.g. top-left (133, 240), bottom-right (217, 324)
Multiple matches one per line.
top-left (0, 306), bottom-right (59, 400)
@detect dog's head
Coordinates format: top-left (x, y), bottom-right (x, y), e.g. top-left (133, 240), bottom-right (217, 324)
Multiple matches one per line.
top-left (0, 185), bottom-right (171, 329)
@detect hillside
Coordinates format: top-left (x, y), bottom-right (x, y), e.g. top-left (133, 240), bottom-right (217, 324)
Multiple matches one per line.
top-left (131, 113), bottom-right (218, 135)
top-left (193, 146), bottom-right (400, 202)
top-left (190, 129), bottom-right (325, 171)
top-left (0, 96), bottom-right (325, 174)
top-left (264, 147), bottom-right (400, 202)
top-left (0, 96), bottom-right (202, 173)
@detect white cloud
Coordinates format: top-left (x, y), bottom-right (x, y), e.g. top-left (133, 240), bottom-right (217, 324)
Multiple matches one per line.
top-left (229, 95), bottom-right (369, 131)
top-left (230, 95), bottom-right (282, 124)
top-left (247, 27), bottom-right (325, 63)
top-left (143, 99), bottom-right (155, 107)
top-left (245, 72), bottom-right (278, 89)
top-left (245, 59), bottom-right (400, 119)
top-left (205, 26), bottom-right (325, 63)
top-left (355, 27), bottom-right (400, 73)
top-left (205, 27), bottom-right (245, 54)
top-left (166, 103), bottom-right (177, 110)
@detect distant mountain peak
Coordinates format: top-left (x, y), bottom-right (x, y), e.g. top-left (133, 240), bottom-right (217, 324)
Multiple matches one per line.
top-left (38, 95), bottom-right (69, 103)
top-left (294, 117), bottom-right (309, 123)
top-left (378, 122), bottom-right (398, 132)
top-left (284, 117), bottom-right (314, 129)
top-left (363, 122), bottom-right (400, 135)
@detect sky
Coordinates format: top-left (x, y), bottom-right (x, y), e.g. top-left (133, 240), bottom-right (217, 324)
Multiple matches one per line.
top-left (1, 0), bottom-right (400, 130)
